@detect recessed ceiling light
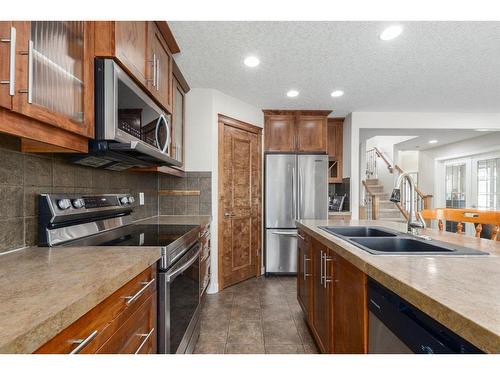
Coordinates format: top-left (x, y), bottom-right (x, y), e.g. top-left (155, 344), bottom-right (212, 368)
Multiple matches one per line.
top-left (475, 128), bottom-right (490, 132)
top-left (380, 25), bottom-right (403, 41)
top-left (286, 90), bottom-right (299, 98)
top-left (331, 90), bottom-right (344, 98)
top-left (428, 140), bottom-right (438, 144)
top-left (243, 56), bottom-right (260, 68)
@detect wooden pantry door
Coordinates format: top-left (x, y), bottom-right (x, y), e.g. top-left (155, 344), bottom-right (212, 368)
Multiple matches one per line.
top-left (218, 114), bottom-right (262, 290)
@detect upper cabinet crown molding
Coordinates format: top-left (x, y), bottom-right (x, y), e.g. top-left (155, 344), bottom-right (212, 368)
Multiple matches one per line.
top-left (262, 109), bottom-right (332, 117)
top-left (263, 109), bottom-right (332, 153)
top-left (154, 21), bottom-right (180, 54)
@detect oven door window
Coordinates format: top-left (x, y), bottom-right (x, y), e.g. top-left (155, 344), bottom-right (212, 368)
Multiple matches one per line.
top-left (169, 250), bottom-right (200, 353)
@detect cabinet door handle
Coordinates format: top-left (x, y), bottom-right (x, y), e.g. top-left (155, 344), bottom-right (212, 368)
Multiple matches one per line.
top-left (324, 255), bottom-right (333, 288)
top-left (0, 26), bottom-right (16, 96)
top-left (319, 250), bottom-right (324, 285)
top-left (156, 57), bottom-right (160, 91)
top-left (124, 278), bottom-right (155, 305)
top-left (68, 330), bottom-right (98, 354)
top-left (303, 255), bottom-right (311, 280)
top-left (297, 233), bottom-right (305, 241)
top-left (134, 328), bottom-right (154, 354)
top-left (151, 53), bottom-right (156, 87)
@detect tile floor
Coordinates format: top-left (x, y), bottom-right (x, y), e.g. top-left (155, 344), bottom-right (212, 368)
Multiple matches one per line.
top-left (194, 276), bottom-right (319, 354)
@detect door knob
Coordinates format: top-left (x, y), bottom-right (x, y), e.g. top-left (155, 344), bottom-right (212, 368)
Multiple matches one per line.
top-left (224, 212), bottom-right (234, 218)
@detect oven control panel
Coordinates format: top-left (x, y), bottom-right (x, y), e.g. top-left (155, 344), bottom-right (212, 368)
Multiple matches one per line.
top-left (44, 194), bottom-right (135, 215)
top-left (38, 193), bottom-right (135, 247)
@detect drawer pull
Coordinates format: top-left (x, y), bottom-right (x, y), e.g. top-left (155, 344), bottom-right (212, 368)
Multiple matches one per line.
top-left (134, 328), bottom-right (155, 354)
top-left (68, 330), bottom-right (98, 354)
top-left (124, 278), bottom-right (155, 305)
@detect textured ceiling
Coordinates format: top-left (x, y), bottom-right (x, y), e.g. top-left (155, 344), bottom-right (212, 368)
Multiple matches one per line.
top-left (169, 21), bottom-right (500, 117)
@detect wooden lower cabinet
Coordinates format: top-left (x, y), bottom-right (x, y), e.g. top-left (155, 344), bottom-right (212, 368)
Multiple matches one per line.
top-left (297, 232), bottom-right (368, 354)
top-left (310, 238), bottom-right (333, 353)
top-left (35, 265), bottom-right (157, 354)
top-left (297, 229), bottom-right (312, 319)
top-left (333, 252), bottom-right (368, 353)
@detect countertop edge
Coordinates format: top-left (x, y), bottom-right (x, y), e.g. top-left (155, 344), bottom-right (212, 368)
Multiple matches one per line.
top-left (297, 221), bottom-right (499, 354)
top-left (0, 254), bottom-right (160, 354)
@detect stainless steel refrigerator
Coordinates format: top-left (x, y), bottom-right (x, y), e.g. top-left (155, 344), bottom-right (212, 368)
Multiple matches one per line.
top-left (265, 154), bottom-right (328, 274)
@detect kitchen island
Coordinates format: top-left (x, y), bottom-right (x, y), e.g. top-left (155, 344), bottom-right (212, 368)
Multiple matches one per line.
top-left (297, 219), bottom-right (500, 354)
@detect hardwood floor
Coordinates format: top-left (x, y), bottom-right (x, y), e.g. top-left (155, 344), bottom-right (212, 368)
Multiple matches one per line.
top-left (194, 276), bottom-right (319, 354)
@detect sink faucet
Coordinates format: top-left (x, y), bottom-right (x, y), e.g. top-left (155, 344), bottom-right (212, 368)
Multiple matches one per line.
top-left (390, 172), bottom-right (427, 236)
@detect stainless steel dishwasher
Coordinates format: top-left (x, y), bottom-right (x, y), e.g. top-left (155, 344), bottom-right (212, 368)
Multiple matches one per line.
top-left (368, 278), bottom-right (482, 354)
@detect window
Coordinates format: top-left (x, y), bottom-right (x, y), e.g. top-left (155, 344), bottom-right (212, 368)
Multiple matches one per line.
top-left (445, 164), bottom-right (466, 208)
top-left (445, 164), bottom-right (466, 233)
top-left (477, 158), bottom-right (500, 210)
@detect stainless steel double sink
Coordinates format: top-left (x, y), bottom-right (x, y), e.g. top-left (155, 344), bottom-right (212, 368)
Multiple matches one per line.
top-left (319, 226), bottom-right (488, 256)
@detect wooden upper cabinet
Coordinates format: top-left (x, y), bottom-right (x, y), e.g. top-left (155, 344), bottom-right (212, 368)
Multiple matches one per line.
top-left (264, 110), bottom-right (331, 153)
top-left (327, 118), bottom-right (343, 159)
top-left (0, 21), bottom-right (93, 153)
top-left (0, 22), bottom-right (15, 110)
top-left (95, 21), bottom-right (148, 86)
top-left (115, 22), bottom-right (148, 85)
top-left (11, 21), bottom-right (95, 139)
top-left (333, 252), bottom-right (368, 353)
top-left (296, 115), bottom-right (327, 153)
top-left (264, 114), bottom-right (296, 152)
top-left (147, 22), bottom-right (173, 113)
top-left (327, 118), bottom-right (344, 183)
top-left (171, 76), bottom-right (185, 165)
top-left (95, 21), bottom-right (174, 114)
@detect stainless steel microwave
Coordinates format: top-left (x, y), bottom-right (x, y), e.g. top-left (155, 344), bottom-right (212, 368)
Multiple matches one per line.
top-left (73, 58), bottom-right (181, 171)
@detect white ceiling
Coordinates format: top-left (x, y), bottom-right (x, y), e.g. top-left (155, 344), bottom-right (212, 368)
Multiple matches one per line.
top-left (360, 128), bottom-right (495, 151)
top-left (169, 21), bottom-right (500, 117)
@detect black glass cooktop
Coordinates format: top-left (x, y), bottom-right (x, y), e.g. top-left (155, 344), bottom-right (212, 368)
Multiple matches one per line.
top-left (62, 224), bottom-right (198, 248)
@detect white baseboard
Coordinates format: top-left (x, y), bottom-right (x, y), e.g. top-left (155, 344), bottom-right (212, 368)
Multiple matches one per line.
top-left (206, 281), bottom-right (219, 294)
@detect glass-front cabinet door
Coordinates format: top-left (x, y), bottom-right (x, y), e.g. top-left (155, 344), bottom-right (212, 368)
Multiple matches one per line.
top-left (171, 77), bottom-right (184, 166)
top-left (12, 21), bottom-right (94, 138)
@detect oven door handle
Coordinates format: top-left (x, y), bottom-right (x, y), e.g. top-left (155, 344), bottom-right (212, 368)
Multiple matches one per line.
top-left (165, 247), bottom-right (201, 282)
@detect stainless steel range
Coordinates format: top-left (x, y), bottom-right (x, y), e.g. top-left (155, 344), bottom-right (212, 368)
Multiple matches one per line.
top-left (38, 193), bottom-right (201, 354)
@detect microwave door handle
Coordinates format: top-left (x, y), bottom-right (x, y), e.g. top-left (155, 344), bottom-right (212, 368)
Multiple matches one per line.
top-left (165, 247), bottom-right (201, 282)
top-left (156, 114), bottom-right (169, 154)
top-left (165, 115), bottom-right (171, 154)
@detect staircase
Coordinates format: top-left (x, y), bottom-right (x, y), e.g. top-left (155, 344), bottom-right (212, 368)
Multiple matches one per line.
top-left (364, 178), bottom-right (405, 222)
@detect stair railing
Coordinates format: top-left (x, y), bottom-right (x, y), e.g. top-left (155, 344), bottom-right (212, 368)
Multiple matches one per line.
top-left (366, 148), bottom-right (377, 179)
top-left (362, 147), bottom-right (433, 221)
top-left (393, 165), bottom-right (433, 220)
top-left (362, 180), bottom-right (380, 220)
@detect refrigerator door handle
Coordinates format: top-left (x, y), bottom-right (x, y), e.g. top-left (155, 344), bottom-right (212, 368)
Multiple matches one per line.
top-left (271, 231), bottom-right (298, 236)
top-left (298, 168), bottom-right (302, 220)
top-left (291, 165), bottom-right (296, 220)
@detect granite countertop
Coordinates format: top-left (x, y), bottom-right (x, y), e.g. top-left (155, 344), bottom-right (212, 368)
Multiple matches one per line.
top-left (0, 214), bottom-right (211, 354)
top-left (297, 219), bottom-right (500, 353)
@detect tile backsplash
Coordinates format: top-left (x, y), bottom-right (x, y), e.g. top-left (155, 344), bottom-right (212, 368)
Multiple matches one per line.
top-left (0, 135), bottom-right (212, 254)
top-left (159, 172), bottom-right (212, 216)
